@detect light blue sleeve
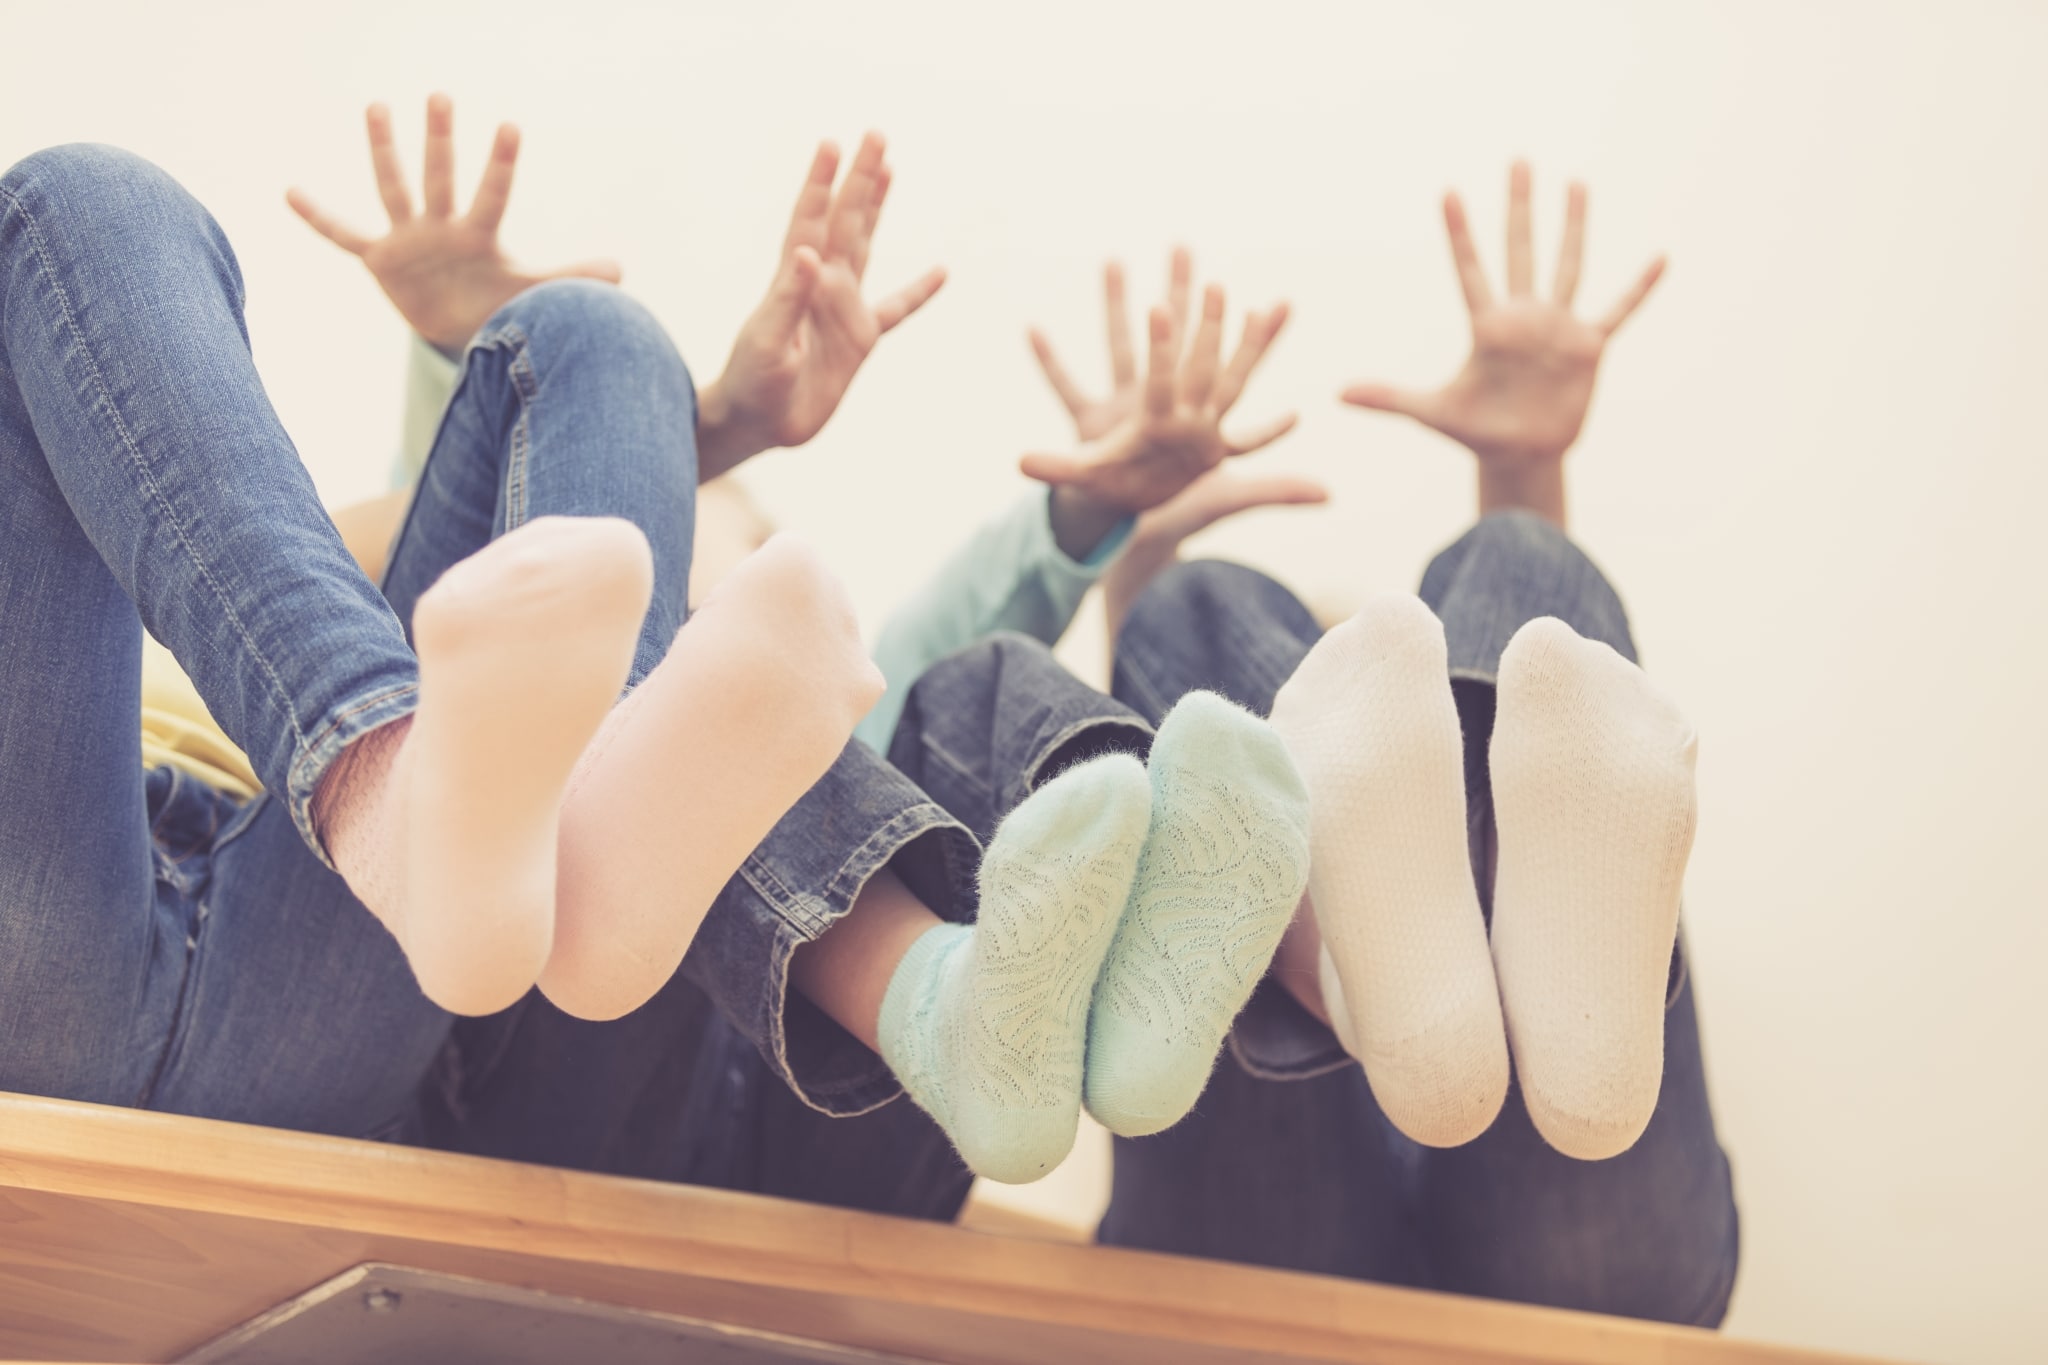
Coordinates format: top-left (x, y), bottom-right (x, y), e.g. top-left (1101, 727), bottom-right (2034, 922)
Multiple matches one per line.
top-left (389, 334), bottom-right (463, 491)
top-left (855, 491), bottom-right (1134, 753)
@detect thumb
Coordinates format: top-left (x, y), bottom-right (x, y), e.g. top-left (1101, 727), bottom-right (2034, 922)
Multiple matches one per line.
top-left (1018, 451), bottom-right (1091, 488)
top-left (1146, 472), bottom-right (1328, 541)
top-left (1340, 381), bottom-right (1434, 420)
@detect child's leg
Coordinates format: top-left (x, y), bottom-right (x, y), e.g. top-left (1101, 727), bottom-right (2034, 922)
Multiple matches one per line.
top-left (0, 145), bottom-right (652, 1021)
top-left (1102, 531), bottom-right (1739, 1325)
top-left (377, 279), bottom-right (881, 1023)
top-left (1410, 512), bottom-right (1736, 1325)
top-left (0, 145), bottom-right (420, 853)
top-left (0, 334), bottom-right (173, 1109)
top-left (1101, 559), bottom-right (1424, 1278)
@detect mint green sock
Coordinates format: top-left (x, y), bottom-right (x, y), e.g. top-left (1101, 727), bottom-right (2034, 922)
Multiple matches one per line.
top-left (877, 753), bottom-right (1151, 1184)
top-left (1084, 691), bottom-right (1311, 1138)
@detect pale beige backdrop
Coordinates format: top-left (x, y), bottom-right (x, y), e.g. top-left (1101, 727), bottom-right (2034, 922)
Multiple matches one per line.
top-left (4, 1), bottom-right (2044, 1361)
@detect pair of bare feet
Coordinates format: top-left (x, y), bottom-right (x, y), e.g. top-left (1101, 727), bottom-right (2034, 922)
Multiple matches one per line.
top-left (316, 520), bottom-right (879, 1019)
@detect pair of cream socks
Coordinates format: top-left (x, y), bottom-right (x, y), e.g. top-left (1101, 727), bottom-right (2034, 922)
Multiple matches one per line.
top-left (1269, 596), bottom-right (1697, 1161)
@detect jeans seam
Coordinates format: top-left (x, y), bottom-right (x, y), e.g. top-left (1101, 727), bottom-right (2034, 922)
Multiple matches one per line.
top-left (135, 887), bottom-right (211, 1109)
top-left (738, 853), bottom-right (827, 940)
top-left (0, 181), bottom-right (314, 777)
top-left (501, 323), bottom-right (537, 531)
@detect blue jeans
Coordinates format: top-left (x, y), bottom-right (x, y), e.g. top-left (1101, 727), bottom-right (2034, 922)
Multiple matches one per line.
top-left (0, 144), bottom-right (980, 1149)
top-left (1096, 523), bottom-right (1740, 1326)
top-left (655, 526), bottom-right (1738, 1327)
top-left (0, 144), bottom-right (436, 1132)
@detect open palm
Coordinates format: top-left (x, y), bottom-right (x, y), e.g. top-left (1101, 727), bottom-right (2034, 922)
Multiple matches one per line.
top-left (288, 95), bottom-right (620, 353)
top-left (1343, 162), bottom-right (1664, 470)
top-left (697, 133), bottom-right (946, 474)
top-left (1020, 271), bottom-right (1296, 513)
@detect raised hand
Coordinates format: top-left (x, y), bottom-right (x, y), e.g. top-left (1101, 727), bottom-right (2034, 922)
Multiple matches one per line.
top-left (1028, 249), bottom-right (1199, 442)
top-left (1341, 162), bottom-right (1664, 525)
top-left (1101, 469), bottom-right (1328, 645)
top-left (288, 94), bottom-right (621, 353)
top-left (695, 133), bottom-right (947, 478)
top-left (1019, 268), bottom-right (1296, 515)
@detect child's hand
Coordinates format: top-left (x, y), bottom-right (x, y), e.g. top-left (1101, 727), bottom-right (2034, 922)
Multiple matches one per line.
top-left (1339, 162), bottom-right (1663, 521)
top-left (288, 94), bottom-right (621, 354)
top-left (1028, 251), bottom-right (1188, 443)
top-left (1020, 270), bottom-right (1296, 514)
top-left (695, 133), bottom-right (947, 478)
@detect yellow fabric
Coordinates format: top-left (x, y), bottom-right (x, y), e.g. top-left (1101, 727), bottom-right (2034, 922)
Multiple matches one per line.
top-left (140, 637), bottom-right (259, 800)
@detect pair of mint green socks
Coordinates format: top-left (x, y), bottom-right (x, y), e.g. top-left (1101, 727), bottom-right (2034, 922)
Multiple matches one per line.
top-left (876, 692), bottom-right (1312, 1184)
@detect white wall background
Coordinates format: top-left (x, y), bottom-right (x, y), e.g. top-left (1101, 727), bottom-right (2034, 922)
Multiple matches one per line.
top-left (5, 2), bottom-right (2044, 1360)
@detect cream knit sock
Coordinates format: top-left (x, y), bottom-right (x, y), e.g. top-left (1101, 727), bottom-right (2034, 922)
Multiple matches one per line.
top-left (542, 533), bottom-right (884, 1021)
top-left (1490, 617), bottom-right (1697, 1160)
top-left (1269, 593), bottom-right (1509, 1147)
top-left (317, 515), bottom-right (654, 1017)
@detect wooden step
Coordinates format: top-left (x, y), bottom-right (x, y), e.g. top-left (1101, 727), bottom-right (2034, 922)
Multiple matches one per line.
top-left (0, 1091), bottom-right (1879, 1364)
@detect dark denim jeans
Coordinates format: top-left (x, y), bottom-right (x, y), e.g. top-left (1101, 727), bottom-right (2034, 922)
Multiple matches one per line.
top-left (606, 523), bottom-right (1739, 1328)
top-left (1096, 522), bottom-right (1739, 1327)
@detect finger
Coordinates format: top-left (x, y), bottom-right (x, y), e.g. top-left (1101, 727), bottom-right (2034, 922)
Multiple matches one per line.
top-left (467, 122), bottom-right (521, 233)
top-left (422, 92), bottom-right (456, 219)
top-left (1164, 245), bottom-right (1193, 355)
top-left (1199, 473), bottom-right (1330, 516)
top-left (284, 188), bottom-right (372, 255)
top-left (365, 102), bottom-right (413, 224)
top-left (1029, 328), bottom-right (1088, 417)
top-left (1018, 451), bottom-right (1092, 488)
top-left (1143, 305), bottom-right (1176, 417)
top-left (1340, 380), bottom-right (1441, 424)
top-left (1159, 472), bottom-right (1331, 537)
top-left (1179, 284), bottom-right (1227, 408)
top-left (1224, 411), bottom-right (1299, 457)
top-left (1506, 160), bottom-right (1534, 296)
top-left (850, 164), bottom-right (891, 279)
top-left (1210, 300), bottom-right (1291, 415)
top-left (1442, 192), bottom-right (1490, 314)
top-left (756, 245), bottom-right (824, 340)
top-left (780, 141), bottom-right (840, 261)
top-left (874, 264), bottom-right (947, 333)
top-left (1553, 181), bottom-right (1587, 308)
top-left (825, 131), bottom-right (886, 267)
top-left (1104, 261), bottom-right (1136, 388)
top-left (1597, 255), bottom-right (1667, 337)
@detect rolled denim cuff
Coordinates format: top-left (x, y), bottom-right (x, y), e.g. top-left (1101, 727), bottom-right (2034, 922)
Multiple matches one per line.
top-left (283, 682), bottom-right (420, 872)
top-left (682, 740), bottom-right (981, 1118)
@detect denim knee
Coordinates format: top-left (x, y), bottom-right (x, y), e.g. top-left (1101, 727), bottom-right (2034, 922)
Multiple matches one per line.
top-left (1419, 511), bottom-right (1636, 673)
top-left (1112, 559), bottom-right (1321, 723)
top-left (1123, 560), bottom-right (1295, 648)
top-left (480, 277), bottom-right (689, 390)
top-left (0, 144), bottom-right (241, 302)
top-left (4, 142), bottom-right (178, 207)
